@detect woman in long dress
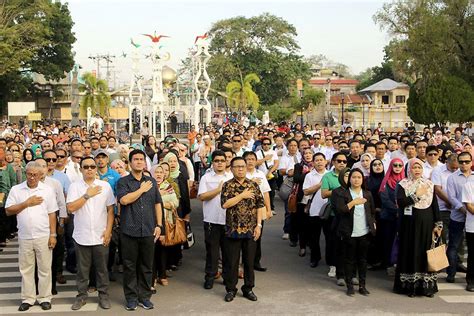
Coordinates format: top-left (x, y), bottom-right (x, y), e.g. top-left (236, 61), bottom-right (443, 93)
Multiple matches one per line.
top-left (394, 158), bottom-right (443, 297)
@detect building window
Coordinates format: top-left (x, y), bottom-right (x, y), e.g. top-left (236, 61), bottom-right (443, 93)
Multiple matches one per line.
top-left (382, 95), bottom-right (389, 105)
top-left (396, 95), bottom-right (406, 103)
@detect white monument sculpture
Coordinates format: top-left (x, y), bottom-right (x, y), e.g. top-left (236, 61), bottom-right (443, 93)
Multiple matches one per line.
top-left (192, 33), bottom-right (212, 126)
top-left (128, 38), bottom-right (144, 137)
top-left (143, 32), bottom-right (171, 139)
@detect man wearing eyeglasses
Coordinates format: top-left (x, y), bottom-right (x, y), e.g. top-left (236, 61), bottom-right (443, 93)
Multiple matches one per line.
top-left (198, 151), bottom-right (233, 290)
top-left (6, 161), bottom-right (58, 311)
top-left (446, 152), bottom-right (474, 283)
top-left (256, 137), bottom-right (279, 214)
top-left (221, 157), bottom-right (264, 302)
top-left (67, 157), bottom-right (115, 310)
top-left (231, 135), bottom-right (245, 157)
top-left (423, 145), bottom-right (444, 180)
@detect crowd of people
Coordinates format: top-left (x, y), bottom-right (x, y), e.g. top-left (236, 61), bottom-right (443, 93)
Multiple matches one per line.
top-left (0, 118), bottom-right (473, 311)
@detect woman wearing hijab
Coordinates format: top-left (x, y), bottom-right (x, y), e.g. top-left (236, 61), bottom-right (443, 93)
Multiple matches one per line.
top-left (394, 158), bottom-right (443, 297)
top-left (379, 158), bottom-right (405, 272)
top-left (366, 159), bottom-right (385, 268)
top-left (290, 148), bottom-right (314, 256)
top-left (22, 148), bottom-right (34, 165)
top-left (333, 168), bottom-right (376, 296)
top-left (352, 153), bottom-right (373, 178)
top-left (31, 144), bottom-right (42, 158)
top-left (163, 151), bottom-right (191, 267)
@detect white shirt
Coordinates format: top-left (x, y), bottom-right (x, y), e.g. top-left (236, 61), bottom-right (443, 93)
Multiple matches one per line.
top-left (256, 149), bottom-right (278, 174)
top-left (423, 161), bottom-right (444, 180)
top-left (321, 146), bottom-right (336, 163)
top-left (246, 169), bottom-right (271, 220)
top-left (279, 154), bottom-right (299, 178)
top-left (65, 160), bottom-right (82, 184)
top-left (67, 179), bottom-right (116, 246)
top-left (431, 164), bottom-right (454, 211)
top-left (43, 177), bottom-right (67, 219)
top-left (198, 170), bottom-right (233, 225)
top-left (461, 182), bottom-right (474, 233)
top-left (302, 169), bottom-right (328, 217)
top-left (5, 181), bottom-right (58, 240)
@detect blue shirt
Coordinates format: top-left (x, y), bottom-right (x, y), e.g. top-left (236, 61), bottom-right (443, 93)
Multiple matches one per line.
top-left (98, 167), bottom-right (121, 195)
top-left (349, 188), bottom-right (369, 237)
top-left (447, 170), bottom-right (474, 222)
top-left (51, 170), bottom-right (71, 195)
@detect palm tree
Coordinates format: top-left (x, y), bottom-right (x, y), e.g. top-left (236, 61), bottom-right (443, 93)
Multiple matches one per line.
top-left (226, 72), bottom-right (260, 112)
top-left (79, 72), bottom-right (111, 121)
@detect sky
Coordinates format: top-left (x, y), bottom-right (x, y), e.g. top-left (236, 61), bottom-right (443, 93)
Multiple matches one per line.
top-left (67, 0), bottom-right (391, 88)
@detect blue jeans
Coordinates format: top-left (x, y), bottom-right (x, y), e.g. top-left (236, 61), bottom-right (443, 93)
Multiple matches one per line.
top-left (447, 220), bottom-right (465, 277)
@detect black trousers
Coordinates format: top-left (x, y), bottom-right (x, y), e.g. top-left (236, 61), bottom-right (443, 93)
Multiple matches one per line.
top-left (254, 222), bottom-right (264, 267)
top-left (466, 232), bottom-right (474, 286)
top-left (343, 234), bottom-right (370, 286)
top-left (323, 216), bottom-right (336, 266)
top-left (308, 216), bottom-right (323, 264)
top-left (64, 215), bottom-right (76, 271)
top-left (121, 233), bottom-right (155, 302)
top-left (290, 204), bottom-right (308, 247)
top-left (223, 237), bottom-right (256, 294)
top-left (204, 222), bottom-right (226, 281)
top-left (380, 218), bottom-right (397, 268)
top-left (51, 232), bottom-right (65, 292)
top-left (267, 178), bottom-right (277, 210)
top-left (153, 242), bottom-right (171, 280)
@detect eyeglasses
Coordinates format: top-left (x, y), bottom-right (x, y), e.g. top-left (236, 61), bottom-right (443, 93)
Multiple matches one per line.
top-left (82, 165), bottom-right (97, 170)
top-left (427, 153), bottom-right (438, 157)
top-left (459, 160), bottom-right (472, 164)
top-left (57, 155), bottom-right (66, 158)
top-left (393, 164), bottom-right (404, 168)
top-left (336, 159), bottom-right (347, 164)
top-left (213, 159), bottom-right (225, 163)
top-left (232, 140), bottom-right (241, 143)
top-left (45, 158), bottom-right (57, 162)
top-left (11, 149), bottom-right (19, 152)
top-left (372, 163), bottom-right (383, 167)
top-left (262, 143), bottom-right (271, 145)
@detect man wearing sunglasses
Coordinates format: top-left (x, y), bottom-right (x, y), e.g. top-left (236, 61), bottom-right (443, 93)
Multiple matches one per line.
top-left (198, 151), bottom-right (233, 290)
top-left (423, 145), bottom-right (444, 180)
top-left (67, 157), bottom-right (115, 310)
top-left (44, 150), bottom-right (71, 197)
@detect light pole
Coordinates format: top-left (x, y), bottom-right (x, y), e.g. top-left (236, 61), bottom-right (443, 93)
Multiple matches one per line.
top-left (297, 79), bottom-right (304, 126)
top-left (340, 92), bottom-right (345, 130)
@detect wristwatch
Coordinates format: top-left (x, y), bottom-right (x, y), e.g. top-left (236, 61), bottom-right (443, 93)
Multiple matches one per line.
top-left (257, 223), bottom-right (263, 228)
top-left (83, 194), bottom-right (91, 200)
top-left (156, 224), bottom-right (163, 229)
top-left (50, 233), bottom-right (57, 237)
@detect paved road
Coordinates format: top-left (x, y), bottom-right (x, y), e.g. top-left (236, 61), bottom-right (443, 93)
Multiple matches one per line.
top-left (0, 197), bottom-right (473, 315)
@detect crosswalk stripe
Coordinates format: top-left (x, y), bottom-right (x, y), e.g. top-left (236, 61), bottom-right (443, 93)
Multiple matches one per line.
top-left (0, 254), bottom-right (18, 259)
top-left (0, 249), bottom-right (18, 254)
top-left (0, 291), bottom-right (98, 300)
top-left (0, 271), bottom-right (74, 278)
top-left (439, 295), bottom-right (474, 303)
top-left (0, 303), bottom-right (99, 314)
top-left (0, 281), bottom-right (76, 288)
top-left (438, 283), bottom-right (466, 290)
top-left (0, 262), bottom-right (19, 268)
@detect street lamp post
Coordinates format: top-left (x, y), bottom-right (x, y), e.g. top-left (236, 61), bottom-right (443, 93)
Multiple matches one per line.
top-left (341, 92), bottom-right (345, 130)
top-left (297, 79), bottom-right (304, 126)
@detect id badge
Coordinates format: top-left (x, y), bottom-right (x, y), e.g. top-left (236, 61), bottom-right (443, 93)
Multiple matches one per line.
top-left (404, 206), bottom-right (413, 216)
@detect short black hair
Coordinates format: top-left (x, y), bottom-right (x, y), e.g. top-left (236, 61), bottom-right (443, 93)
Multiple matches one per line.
top-left (458, 151), bottom-right (472, 161)
top-left (129, 149), bottom-right (146, 162)
top-left (388, 136), bottom-right (399, 143)
top-left (313, 152), bottom-right (326, 160)
top-left (230, 156), bottom-right (246, 167)
top-left (242, 151), bottom-right (257, 160)
top-left (42, 149), bottom-right (57, 157)
top-left (211, 150), bottom-right (226, 161)
top-left (332, 151), bottom-right (347, 162)
top-left (426, 145), bottom-right (438, 154)
top-left (375, 141), bottom-right (386, 149)
top-left (80, 156), bottom-right (95, 168)
top-left (70, 138), bottom-right (82, 146)
top-left (404, 142), bottom-right (416, 150)
top-left (286, 138), bottom-right (298, 147)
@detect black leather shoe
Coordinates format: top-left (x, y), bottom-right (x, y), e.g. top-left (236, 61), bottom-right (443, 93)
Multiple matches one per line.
top-left (224, 292), bottom-right (235, 302)
top-left (309, 261), bottom-right (318, 268)
top-left (457, 265), bottom-right (468, 273)
top-left (40, 302), bottom-right (52, 310)
top-left (466, 284), bottom-right (474, 292)
top-left (346, 286), bottom-right (355, 296)
top-left (289, 241), bottom-right (297, 247)
top-left (204, 279), bottom-right (214, 289)
top-left (52, 288), bottom-right (58, 295)
top-left (446, 275), bottom-right (455, 283)
top-left (359, 287), bottom-right (370, 296)
top-left (243, 291), bottom-right (258, 301)
top-left (254, 265), bottom-right (267, 272)
top-left (18, 303), bottom-right (32, 312)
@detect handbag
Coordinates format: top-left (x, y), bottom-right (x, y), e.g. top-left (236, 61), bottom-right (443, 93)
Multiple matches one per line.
top-left (427, 237), bottom-right (449, 272)
top-left (287, 184), bottom-right (299, 213)
top-left (319, 202), bottom-right (332, 220)
top-left (304, 191), bottom-right (317, 214)
top-left (162, 209), bottom-right (187, 247)
top-left (183, 222), bottom-right (195, 249)
top-left (189, 181), bottom-right (198, 199)
top-left (278, 176), bottom-right (293, 200)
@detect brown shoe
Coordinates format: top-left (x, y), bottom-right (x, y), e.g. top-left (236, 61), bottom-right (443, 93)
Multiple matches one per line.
top-left (57, 273), bottom-right (67, 284)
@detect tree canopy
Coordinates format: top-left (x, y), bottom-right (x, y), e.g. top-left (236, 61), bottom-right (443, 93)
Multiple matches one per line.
top-left (226, 73), bottom-right (260, 112)
top-left (79, 72), bottom-right (111, 120)
top-left (375, 0), bottom-right (474, 124)
top-left (208, 13), bottom-right (311, 106)
top-left (0, 0), bottom-right (76, 111)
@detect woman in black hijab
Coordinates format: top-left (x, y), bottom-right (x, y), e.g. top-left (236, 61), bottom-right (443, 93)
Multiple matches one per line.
top-left (366, 158), bottom-right (385, 269)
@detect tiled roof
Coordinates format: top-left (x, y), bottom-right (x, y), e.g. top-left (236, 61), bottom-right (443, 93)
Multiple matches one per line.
top-left (330, 94), bottom-right (370, 105)
top-left (310, 79), bottom-right (359, 85)
top-left (359, 78), bottom-right (409, 92)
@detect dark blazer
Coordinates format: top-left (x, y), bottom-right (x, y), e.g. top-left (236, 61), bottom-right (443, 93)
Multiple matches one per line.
top-left (332, 188), bottom-right (376, 238)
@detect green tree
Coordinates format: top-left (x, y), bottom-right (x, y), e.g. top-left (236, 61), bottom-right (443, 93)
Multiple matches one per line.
top-left (356, 49), bottom-right (396, 90)
top-left (79, 72), bottom-right (111, 121)
top-left (0, 0), bottom-right (76, 111)
top-left (257, 104), bottom-right (295, 122)
top-left (226, 73), bottom-right (260, 112)
top-left (408, 75), bottom-right (474, 125)
top-left (290, 86), bottom-right (325, 116)
top-left (208, 13), bottom-right (310, 105)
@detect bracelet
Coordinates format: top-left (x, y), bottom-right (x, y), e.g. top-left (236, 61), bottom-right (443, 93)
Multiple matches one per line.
top-left (156, 224), bottom-right (162, 229)
top-left (257, 223), bottom-right (263, 228)
top-left (50, 233), bottom-right (57, 237)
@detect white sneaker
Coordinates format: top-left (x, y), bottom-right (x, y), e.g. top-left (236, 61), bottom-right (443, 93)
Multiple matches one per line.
top-left (328, 266), bottom-right (336, 278)
top-left (281, 233), bottom-right (289, 240)
top-left (272, 210), bottom-right (277, 216)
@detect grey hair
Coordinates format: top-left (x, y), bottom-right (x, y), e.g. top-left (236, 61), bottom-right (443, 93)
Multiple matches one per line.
top-left (446, 153), bottom-right (458, 164)
top-left (25, 161), bottom-right (43, 171)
